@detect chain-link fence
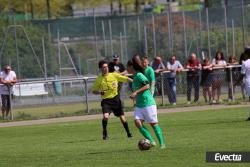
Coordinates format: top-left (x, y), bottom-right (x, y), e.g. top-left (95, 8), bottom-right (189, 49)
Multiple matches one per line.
top-left (0, 64), bottom-right (242, 120)
top-left (0, 3), bottom-right (249, 79)
top-left (0, 3), bottom-right (250, 116)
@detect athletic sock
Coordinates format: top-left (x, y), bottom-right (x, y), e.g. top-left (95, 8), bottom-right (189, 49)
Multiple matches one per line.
top-left (152, 125), bottom-right (165, 146)
top-left (122, 121), bottom-right (131, 135)
top-left (102, 119), bottom-right (108, 135)
top-left (139, 126), bottom-right (154, 143)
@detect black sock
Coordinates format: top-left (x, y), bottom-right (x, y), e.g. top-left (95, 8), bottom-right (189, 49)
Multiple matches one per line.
top-left (122, 121), bottom-right (130, 134)
top-left (102, 119), bottom-right (108, 134)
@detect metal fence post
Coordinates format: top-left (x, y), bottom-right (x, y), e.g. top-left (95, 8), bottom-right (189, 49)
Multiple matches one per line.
top-left (232, 20), bottom-right (236, 56)
top-left (160, 72), bottom-right (165, 106)
top-left (137, 16), bottom-right (141, 41)
top-left (8, 86), bottom-right (13, 120)
top-left (93, 9), bottom-right (99, 75)
top-left (224, 3), bottom-right (229, 57)
top-left (84, 78), bottom-right (89, 113)
top-left (229, 67), bottom-right (235, 101)
top-left (206, 7), bottom-right (211, 60)
top-left (152, 14), bottom-right (157, 57)
top-left (144, 26), bottom-right (148, 56)
top-left (241, 0), bottom-right (246, 48)
top-left (123, 18), bottom-right (128, 62)
top-left (182, 11), bottom-right (188, 59)
top-left (120, 32), bottom-right (123, 63)
top-left (102, 21), bottom-right (107, 58)
top-left (109, 20), bottom-right (114, 55)
top-left (198, 9), bottom-right (203, 53)
top-left (167, 10), bottom-right (172, 55)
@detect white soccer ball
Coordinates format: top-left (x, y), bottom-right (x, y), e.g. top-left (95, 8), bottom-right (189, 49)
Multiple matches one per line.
top-left (138, 138), bottom-right (151, 151)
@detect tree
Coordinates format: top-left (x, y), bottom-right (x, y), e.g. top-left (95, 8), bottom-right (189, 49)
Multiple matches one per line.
top-left (0, 0), bottom-right (75, 19)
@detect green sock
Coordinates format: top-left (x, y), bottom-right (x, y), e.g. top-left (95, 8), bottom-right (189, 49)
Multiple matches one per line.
top-left (139, 126), bottom-right (154, 143)
top-left (152, 125), bottom-right (165, 146)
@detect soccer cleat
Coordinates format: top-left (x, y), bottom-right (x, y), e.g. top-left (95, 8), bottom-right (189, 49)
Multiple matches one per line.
top-left (151, 141), bottom-right (156, 147)
top-left (160, 144), bottom-right (166, 149)
top-left (127, 133), bottom-right (133, 138)
top-left (246, 117), bottom-right (250, 121)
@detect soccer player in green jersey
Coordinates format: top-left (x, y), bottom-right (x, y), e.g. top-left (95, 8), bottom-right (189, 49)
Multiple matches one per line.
top-left (127, 58), bottom-right (166, 149)
top-left (141, 56), bottom-right (156, 95)
top-left (92, 60), bottom-right (133, 140)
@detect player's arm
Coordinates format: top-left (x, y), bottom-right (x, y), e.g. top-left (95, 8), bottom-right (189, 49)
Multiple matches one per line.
top-left (127, 77), bottom-right (133, 83)
top-left (120, 70), bottom-right (128, 75)
top-left (10, 72), bottom-right (17, 84)
top-left (113, 72), bottom-right (132, 83)
top-left (177, 62), bottom-right (184, 72)
top-left (130, 74), bottom-right (150, 98)
top-left (129, 84), bottom-right (150, 98)
top-left (119, 64), bottom-right (127, 75)
top-left (149, 68), bottom-right (156, 94)
top-left (0, 75), bottom-right (9, 84)
top-left (92, 78), bottom-right (103, 95)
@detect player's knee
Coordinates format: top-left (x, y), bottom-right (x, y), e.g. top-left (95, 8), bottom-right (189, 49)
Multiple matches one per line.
top-left (134, 120), bottom-right (142, 128)
top-left (103, 114), bottom-right (109, 120)
top-left (150, 123), bottom-right (158, 127)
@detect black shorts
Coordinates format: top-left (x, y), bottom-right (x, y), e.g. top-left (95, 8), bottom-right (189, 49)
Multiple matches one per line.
top-left (101, 95), bottom-right (124, 117)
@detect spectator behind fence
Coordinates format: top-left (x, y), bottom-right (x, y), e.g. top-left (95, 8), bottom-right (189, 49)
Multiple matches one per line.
top-left (201, 58), bottom-right (213, 104)
top-left (151, 56), bottom-right (166, 96)
top-left (0, 65), bottom-right (16, 120)
top-left (226, 55), bottom-right (239, 101)
top-left (157, 55), bottom-right (183, 105)
top-left (142, 56), bottom-right (156, 95)
top-left (186, 53), bottom-right (201, 104)
top-left (211, 51), bottom-right (227, 103)
top-left (108, 54), bottom-right (127, 96)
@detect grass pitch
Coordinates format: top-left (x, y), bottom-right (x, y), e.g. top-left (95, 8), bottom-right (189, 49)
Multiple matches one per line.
top-left (0, 107), bottom-right (249, 167)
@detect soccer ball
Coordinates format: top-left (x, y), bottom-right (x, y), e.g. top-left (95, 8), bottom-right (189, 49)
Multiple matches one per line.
top-left (138, 138), bottom-right (151, 151)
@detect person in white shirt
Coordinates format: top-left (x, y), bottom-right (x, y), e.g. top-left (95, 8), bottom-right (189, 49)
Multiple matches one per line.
top-left (0, 65), bottom-right (16, 119)
top-left (211, 51), bottom-right (227, 103)
top-left (235, 48), bottom-right (250, 121)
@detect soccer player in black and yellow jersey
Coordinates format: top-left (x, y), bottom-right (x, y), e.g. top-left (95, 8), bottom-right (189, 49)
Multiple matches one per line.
top-left (92, 60), bottom-right (133, 140)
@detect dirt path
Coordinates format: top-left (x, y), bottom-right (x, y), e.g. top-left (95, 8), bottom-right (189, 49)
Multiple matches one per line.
top-left (0, 104), bottom-right (248, 128)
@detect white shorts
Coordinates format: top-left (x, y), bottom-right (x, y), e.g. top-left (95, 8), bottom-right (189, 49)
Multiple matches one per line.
top-left (134, 105), bottom-right (158, 123)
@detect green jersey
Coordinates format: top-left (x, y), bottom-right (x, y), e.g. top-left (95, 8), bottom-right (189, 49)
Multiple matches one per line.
top-left (132, 72), bottom-right (156, 108)
top-left (144, 66), bottom-right (156, 91)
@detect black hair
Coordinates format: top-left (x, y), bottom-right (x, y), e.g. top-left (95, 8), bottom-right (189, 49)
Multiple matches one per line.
top-left (215, 51), bottom-right (225, 60)
top-left (130, 56), bottom-right (145, 74)
top-left (98, 60), bottom-right (108, 69)
top-left (239, 53), bottom-right (247, 65)
top-left (244, 48), bottom-right (250, 58)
